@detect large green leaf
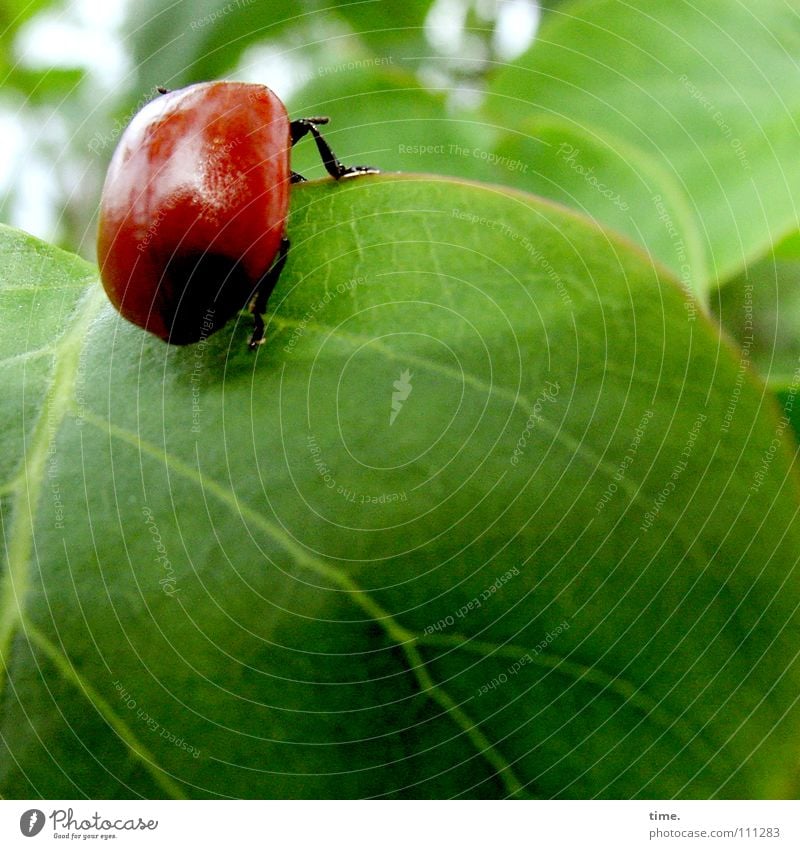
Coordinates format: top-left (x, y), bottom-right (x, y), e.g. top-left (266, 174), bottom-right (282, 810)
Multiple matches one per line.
top-left (488, 0), bottom-right (800, 292)
top-left (1, 177), bottom-right (800, 799)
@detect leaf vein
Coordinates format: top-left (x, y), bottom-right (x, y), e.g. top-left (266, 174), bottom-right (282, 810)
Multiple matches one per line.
top-left (22, 620), bottom-right (187, 799)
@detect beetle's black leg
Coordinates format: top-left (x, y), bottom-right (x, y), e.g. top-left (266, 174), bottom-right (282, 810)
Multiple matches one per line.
top-left (290, 115), bottom-right (329, 145)
top-left (248, 237), bottom-right (290, 349)
top-left (289, 117), bottom-right (379, 180)
top-left (290, 171), bottom-right (307, 183)
top-left (157, 86), bottom-right (170, 94)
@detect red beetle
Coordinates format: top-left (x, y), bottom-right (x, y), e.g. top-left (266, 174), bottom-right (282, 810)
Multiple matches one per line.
top-left (97, 81), bottom-right (377, 347)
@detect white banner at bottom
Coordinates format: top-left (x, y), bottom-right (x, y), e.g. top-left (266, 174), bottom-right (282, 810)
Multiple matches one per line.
top-left (1, 800), bottom-right (797, 848)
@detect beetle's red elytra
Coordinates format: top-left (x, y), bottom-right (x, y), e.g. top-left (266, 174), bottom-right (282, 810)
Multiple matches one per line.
top-left (97, 81), bottom-right (378, 347)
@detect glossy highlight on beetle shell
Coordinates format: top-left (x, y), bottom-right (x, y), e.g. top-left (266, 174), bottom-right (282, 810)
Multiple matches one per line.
top-left (97, 81), bottom-right (291, 344)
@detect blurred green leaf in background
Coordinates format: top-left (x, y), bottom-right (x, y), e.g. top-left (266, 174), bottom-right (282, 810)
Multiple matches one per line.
top-left (2, 0), bottom-right (800, 800)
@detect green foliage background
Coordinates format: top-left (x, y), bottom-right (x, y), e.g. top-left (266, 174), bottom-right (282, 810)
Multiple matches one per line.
top-left (1, 0), bottom-right (800, 799)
